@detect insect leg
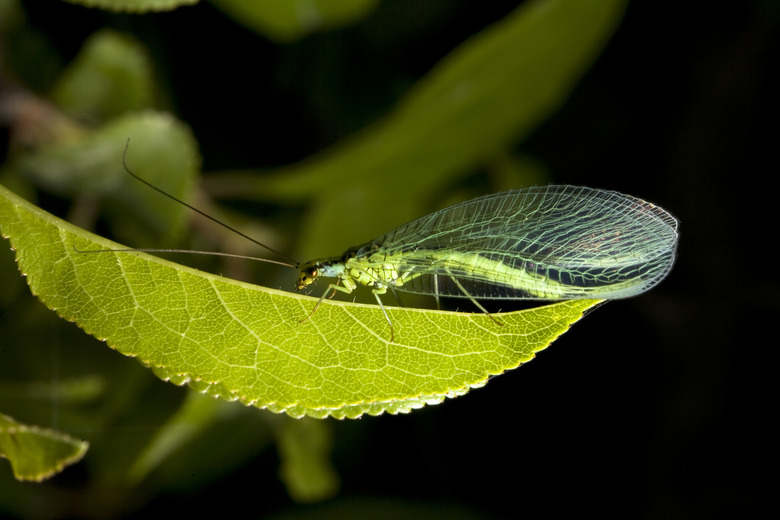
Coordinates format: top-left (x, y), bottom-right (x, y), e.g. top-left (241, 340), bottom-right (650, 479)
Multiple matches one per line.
top-left (300, 283), bottom-right (353, 324)
top-left (371, 288), bottom-right (395, 343)
top-left (444, 269), bottom-right (503, 327)
top-left (433, 273), bottom-right (441, 310)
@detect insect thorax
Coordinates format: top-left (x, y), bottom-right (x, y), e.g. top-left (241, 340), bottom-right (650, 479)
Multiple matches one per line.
top-left (344, 255), bottom-right (401, 291)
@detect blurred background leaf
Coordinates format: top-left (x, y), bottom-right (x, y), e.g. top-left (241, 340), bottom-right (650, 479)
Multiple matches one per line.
top-left (51, 28), bottom-right (155, 120)
top-left (211, 0), bottom-right (381, 43)
top-left (219, 0), bottom-right (626, 261)
top-left (62, 0), bottom-right (197, 12)
top-left (0, 413), bottom-right (88, 482)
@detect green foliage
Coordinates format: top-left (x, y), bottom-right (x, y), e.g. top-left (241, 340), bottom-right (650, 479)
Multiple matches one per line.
top-left (61, 0), bottom-right (379, 41)
top-left (0, 413), bottom-right (88, 482)
top-left (0, 0), bottom-right (626, 511)
top-left (215, 0), bottom-right (627, 259)
top-left (51, 29), bottom-right (155, 120)
top-left (62, 0), bottom-right (197, 12)
top-left (210, 0), bottom-right (381, 42)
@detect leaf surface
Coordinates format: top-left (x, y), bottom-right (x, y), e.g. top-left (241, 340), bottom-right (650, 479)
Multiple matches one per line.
top-left (0, 184), bottom-right (601, 419)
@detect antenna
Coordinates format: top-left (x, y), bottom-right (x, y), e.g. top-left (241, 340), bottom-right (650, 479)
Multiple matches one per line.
top-left (118, 138), bottom-right (298, 267)
top-left (75, 139), bottom-right (299, 270)
top-left (74, 246), bottom-right (297, 268)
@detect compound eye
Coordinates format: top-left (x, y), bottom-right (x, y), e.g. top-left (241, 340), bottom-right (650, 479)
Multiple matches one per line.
top-left (296, 266), bottom-right (319, 290)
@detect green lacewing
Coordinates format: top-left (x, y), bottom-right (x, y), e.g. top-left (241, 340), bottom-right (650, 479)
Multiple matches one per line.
top-left (295, 186), bottom-right (678, 340)
top-left (97, 150), bottom-right (679, 342)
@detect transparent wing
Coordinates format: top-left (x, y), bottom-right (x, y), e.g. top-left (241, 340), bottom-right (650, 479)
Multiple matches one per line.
top-left (358, 186), bottom-right (678, 300)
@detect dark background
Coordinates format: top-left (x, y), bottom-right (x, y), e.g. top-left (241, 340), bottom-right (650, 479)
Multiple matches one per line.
top-left (4, 0), bottom-right (777, 518)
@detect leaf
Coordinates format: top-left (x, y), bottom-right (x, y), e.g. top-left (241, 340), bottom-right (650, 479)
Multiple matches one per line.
top-left (124, 394), bottom-right (277, 492)
top-left (0, 376), bottom-right (106, 404)
top-left (276, 418), bottom-right (339, 502)
top-left (14, 111), bottom-right (199, 246)
top-left (210, 0), bottom-right (380, 42)
top-left (51, 29), bottom-right (155, 121)
top-left (61, 0), bottom-right (197, 12)
top-left (208, 0), bottom-right (628, 259)
top-left (0, 413), bottom-right (88, 482)
top-left (0, 183), bottom-right (602, 419)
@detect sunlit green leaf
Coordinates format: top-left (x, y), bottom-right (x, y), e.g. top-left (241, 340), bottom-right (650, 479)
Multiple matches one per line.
top-left (0, 183), bottom-right (600, 419)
